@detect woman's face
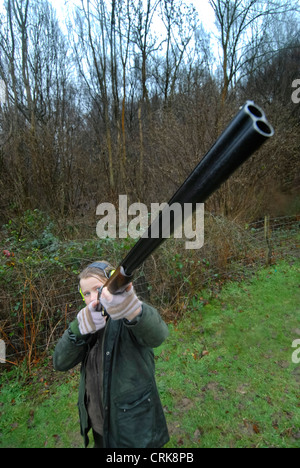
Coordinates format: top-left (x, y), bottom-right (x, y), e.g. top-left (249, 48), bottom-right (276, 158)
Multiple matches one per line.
top-left (79, 276), bottom-right (105, 305)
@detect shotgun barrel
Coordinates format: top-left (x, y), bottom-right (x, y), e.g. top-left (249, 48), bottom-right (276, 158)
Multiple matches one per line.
top-left (105, 101), bottom-right (274, 294)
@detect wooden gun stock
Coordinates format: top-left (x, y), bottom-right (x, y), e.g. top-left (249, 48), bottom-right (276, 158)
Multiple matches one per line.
top-left (104, 266), bottom-right (133, 295)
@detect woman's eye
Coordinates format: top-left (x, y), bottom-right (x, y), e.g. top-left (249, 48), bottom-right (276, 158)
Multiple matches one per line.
top-left (84, 292), bottom-right (90, 297)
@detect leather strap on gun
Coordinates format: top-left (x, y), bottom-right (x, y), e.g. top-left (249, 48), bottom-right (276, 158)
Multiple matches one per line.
top-left (104, 101), bottom-right (274, 294)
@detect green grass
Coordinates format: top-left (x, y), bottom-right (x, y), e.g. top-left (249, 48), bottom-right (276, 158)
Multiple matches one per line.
top-left (156, 259), bottom-right (300, 448)
top-left (0, 363), bottom-right (82, 448)
top-left (0, 259), bottom-right (299, 448)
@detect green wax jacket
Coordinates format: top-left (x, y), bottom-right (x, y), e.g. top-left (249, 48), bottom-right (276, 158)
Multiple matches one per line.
top-left (53, 303), bottom-right (170, 448)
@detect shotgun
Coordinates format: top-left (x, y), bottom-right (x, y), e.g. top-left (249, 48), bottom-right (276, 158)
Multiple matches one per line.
top-left (104, 101), bottom-right (274, 294)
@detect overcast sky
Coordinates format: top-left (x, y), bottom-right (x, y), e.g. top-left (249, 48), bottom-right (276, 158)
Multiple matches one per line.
top-left (49, 0), bottom-right (217, 34)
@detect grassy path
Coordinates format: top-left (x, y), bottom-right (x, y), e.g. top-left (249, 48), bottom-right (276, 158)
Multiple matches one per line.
top-left (158, 260), bottom-right (300, 448)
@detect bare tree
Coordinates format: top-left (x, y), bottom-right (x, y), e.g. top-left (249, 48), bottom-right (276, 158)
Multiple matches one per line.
top-left (0, 0), bottom-right (75, 213)
top-left (158, 0), bottom-right (199, 104)
top-left (74, 0), bottom-right (115, 190)
top-left (209, 0), bottom-right (299, 104)
top-left (132, 0), bottom-right (162, 104)
top-left (116, 0), bottom-right (134, 185)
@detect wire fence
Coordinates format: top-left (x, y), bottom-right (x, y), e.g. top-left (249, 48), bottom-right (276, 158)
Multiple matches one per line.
top-left (0, 214), bottom-right (299, 368)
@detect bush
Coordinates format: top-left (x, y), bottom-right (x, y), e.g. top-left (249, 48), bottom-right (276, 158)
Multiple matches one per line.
top-left (0, 209), bottom-right (298, 366)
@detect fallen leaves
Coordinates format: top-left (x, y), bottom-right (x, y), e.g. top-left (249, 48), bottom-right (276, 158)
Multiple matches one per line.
top-left (239, 419), bottom-right (260, 436)
top-left (191, 349), bottom-right (209, 360)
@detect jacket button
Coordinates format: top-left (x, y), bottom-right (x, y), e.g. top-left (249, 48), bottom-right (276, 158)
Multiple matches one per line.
top-left (106, 351), bottom-right (110, 356)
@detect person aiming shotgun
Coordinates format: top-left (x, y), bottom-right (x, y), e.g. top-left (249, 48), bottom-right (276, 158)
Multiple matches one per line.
top-left (53, 102), bottom-right (274, 448)
top-left (53, 261), bottom-right (170, 448)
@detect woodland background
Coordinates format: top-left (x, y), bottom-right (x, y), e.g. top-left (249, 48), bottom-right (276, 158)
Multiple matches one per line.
top-left (0, 0), bottom-right (299, 224)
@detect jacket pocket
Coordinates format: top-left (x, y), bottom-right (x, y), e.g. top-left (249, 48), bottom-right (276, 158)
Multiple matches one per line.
top-left (113, 385), bottom-right (154, 447)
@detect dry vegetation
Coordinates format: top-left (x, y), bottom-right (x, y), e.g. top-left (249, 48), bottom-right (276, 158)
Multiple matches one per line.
top-left (0, 0), bottom-right (299, 224)
top-left (0, 0), bottom-right (299, 366)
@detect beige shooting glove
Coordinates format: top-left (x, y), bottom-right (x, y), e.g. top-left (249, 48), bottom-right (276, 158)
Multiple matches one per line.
top-left (77, 301), bottom-right (106, 335)
top-left (100, 285), bottom-right (142, 321)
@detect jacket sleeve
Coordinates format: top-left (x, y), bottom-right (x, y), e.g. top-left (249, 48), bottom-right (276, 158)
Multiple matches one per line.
top-left (53, 319), bottom-right (89, 372)
top-left (124, 302), bottom-right (169, 348)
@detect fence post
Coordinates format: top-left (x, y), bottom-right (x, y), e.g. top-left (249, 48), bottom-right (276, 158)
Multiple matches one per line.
top-left (264, 215), bottom-right (272, 265)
